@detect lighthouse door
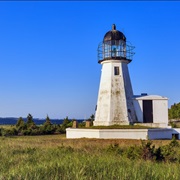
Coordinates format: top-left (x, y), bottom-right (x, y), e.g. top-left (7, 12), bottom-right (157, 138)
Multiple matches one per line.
top-left (143, 100), bottom-right (153, 123)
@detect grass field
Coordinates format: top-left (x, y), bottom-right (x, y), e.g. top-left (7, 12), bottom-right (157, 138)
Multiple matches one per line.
top-left (0, 135), bottom-right (180, 179)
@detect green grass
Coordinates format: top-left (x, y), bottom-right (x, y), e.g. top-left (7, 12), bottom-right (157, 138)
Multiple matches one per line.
top-left (87, 124), bottom-right (154, 129)
top-left (0, 136), bottom-right (179, 179)
top-left (0, 125), bottom-right (14, 129)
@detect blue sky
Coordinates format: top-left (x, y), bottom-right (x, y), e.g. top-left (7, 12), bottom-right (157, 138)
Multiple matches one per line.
top-left (0, 1), bottom-right (180, 119)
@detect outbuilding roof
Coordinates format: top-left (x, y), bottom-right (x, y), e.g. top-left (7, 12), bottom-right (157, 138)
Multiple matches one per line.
top-left (133, 95), bottom-right (168, 100)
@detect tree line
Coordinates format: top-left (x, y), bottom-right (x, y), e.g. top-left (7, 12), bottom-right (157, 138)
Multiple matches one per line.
top-left (0, 114), bottom-right (81, 136)
top-left (168, 102), bottom-right (180, 120)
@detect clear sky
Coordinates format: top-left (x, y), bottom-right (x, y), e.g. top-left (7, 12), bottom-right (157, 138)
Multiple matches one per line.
top-left (0, 1), bottom-right (180, 119)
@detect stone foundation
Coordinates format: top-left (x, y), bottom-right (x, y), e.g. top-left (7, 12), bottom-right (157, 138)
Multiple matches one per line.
top-left (66, 128), bottom-right (174, 140)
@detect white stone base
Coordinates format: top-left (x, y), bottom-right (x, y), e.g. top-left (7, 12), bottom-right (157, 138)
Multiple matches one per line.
top-left (66, 128), bottom-right (174, 140)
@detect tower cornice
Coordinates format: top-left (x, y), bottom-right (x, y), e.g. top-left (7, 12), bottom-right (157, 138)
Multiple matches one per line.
top-left (99, 59), bottom-right (132, 64)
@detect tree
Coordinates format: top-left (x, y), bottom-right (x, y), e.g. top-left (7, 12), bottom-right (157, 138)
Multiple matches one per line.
top-left (90, 114), bottom-right (95, 121)
top-left (44, 115), bottom-right (52, 126)
top-left (169, 102), bottom-right (180, 119)
top-left (26, 114), bottom-right (36, 129)
top-left (41, 115), bottom-right (56, 135)
top-left (85, 114), bottom-right (95, 127)
top-left (27, 114), bottom-right (33, 124)
top-left (16, 117), bottom-right (25, 128)
top-left (60, 116), bottom-right (72, 133)
top-left (62, 116), bottom-right (70, 126)
top-left (16, 117), bottom-right (27, 132)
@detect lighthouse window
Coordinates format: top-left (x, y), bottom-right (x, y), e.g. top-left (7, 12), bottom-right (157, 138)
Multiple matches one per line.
top-left (114, 67), bottom-right (119, 75)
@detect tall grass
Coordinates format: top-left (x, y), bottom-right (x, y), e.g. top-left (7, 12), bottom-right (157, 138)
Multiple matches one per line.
top-left (0, 136), bottom-right (179, 179)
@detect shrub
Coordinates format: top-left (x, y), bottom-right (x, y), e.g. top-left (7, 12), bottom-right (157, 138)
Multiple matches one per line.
top-left (160, 138), bottom-right (180, 162)
top-left (106, 143), bottom-right (120, 154)
top-left (42, 125), bottom-right (56, 135)
top-left (140, 140), bottom-right (156, 161)
top-left (21, 129), bottom-right (32, 136)
top-left (1, 128), bottom-right (18, 136)
top-left (59, 117), bottom-right (73, 133)
top-left (123, 146), bottom-right (141, 160)
top-left (30, 129), bottom-right (42, 136)
top-left (78, 121), bottom-right (85, 128)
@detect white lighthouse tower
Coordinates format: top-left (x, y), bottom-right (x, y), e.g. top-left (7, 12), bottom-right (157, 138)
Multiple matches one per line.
top-left (94, 24), bottom-right (137, 126)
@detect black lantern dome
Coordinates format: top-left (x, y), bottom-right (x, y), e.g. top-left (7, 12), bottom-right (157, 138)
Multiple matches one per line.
top-left (103, 24), bottom-right (126, 42)
top-left (98, 24), bottom-right (135, 63)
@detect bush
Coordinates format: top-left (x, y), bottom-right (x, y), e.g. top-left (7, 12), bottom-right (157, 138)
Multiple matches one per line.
top-left (105, 140), bottom-right (180, 163)
top-left (123, 146), bottom-right (141, 160)
top-left (30, 129), bottom-right (42, 136)
top-left (160, 138), bottom-right (180, 162)
top-left (40, 125), bottom-right (56, 135)
top-left (169, 121), bottom-right (177, 128)
top-left (78, 121), bottom-right (85, 128)
top-left (21, 129), bottom-right (32, 136)
top-left (106, 143), bottom-right (120, 154)
top-left (140, 140), bottom-right (155, 161)
top-left (1, 128), bottom-right (18, 136)
top-left (58, 117), bottom-right (73, 133)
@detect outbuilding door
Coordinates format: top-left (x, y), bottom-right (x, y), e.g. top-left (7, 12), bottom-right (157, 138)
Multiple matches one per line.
top-left (143, 100), bottom-right (153, 123)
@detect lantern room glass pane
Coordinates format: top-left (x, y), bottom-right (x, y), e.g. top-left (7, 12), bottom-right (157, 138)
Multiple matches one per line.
top-left (98, 40), bottom-right (135, 63)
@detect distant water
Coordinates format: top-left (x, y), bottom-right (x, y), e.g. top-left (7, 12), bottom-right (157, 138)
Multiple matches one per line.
top-left (0, 117), bottom-right (83, 125)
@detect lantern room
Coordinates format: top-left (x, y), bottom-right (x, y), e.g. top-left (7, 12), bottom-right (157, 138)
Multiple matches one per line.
top-left (98, 24), bottom-right (135, 63)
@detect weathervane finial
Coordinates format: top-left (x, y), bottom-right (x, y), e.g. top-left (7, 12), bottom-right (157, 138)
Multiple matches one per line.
top-left (112, 24), bottom-right (116, 30)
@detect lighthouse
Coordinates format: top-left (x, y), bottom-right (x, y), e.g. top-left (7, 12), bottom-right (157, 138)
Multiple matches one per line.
top-left (67, 24), bottom-right (171, 139)
top-left (94, 24), bottom-right (137, 126)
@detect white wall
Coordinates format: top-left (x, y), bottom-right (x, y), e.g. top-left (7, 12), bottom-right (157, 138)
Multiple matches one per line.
top-left (94, 59), bottom-right (136, 126)
top-left (133, 99), bottom-right (143, 122)
top-left (66, 128), bottom-right (100, 139)
top-left (94, 61), bottom-right (112, 125)
top-left (66, 128), bottom-right (175, 140)
top-left (153, 100), bottom-right (168, 124)
top-left (122, 63), bottom-right (136, 122)
top-left (148, 129), bottom-right (172, 139)
top-left (66, 128), bottom-right (148, 139)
